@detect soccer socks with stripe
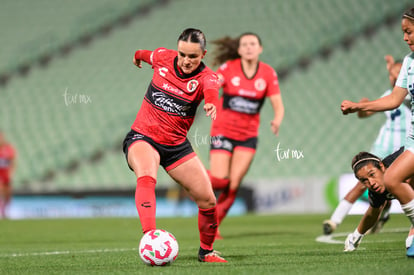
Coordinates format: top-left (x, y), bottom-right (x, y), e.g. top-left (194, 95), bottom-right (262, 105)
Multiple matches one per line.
top-left (135, 176), bottom-right (157, 233)
top-left (208, 171), bottom-right (230, 190)
top-left (217, 188), bottom-right (238, 225)
top-left (401, 199), bottom-right (414, 227)
top-left (198, 207), bottom-right (218, 250)
top-left (330, 199), bottom-right (353, 225)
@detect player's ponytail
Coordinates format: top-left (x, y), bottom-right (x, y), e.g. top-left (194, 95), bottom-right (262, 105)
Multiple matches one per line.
top-left (211, 32), bottom-right (262, 66)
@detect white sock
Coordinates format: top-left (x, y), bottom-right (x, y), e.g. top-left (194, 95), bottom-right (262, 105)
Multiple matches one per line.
top-left (406, 235), bottom-right (414, 249)
top-left (330, 200), bottom-right (353, 225)
top-left (401, 199), bottom-right (414, 226)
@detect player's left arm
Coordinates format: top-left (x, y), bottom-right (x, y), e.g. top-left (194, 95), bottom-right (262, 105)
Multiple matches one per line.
top-left (9, 148), bottom-right (16, 179)
top-left (357, 205), bottom-right (382, 234)
top-left (269, 94), bottom-right (284, 136)
top-left (203, 74), bottom-right (220, 120)
top-left (344, 204), bottom-right (382, 252)
top-left (10, 160), bottom-right (16, 179)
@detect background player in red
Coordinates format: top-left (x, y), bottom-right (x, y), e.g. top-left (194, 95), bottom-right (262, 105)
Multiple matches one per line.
top-left (0, 130), bottom-right (16, 219)
top-left (123, 28), bottom-right (226, 262)
top-left (208, 33), bottom-right (285, 238)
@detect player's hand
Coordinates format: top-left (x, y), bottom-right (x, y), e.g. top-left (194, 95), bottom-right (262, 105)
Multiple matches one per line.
top-left (385, 55), bottom-right (395, 71)
top-left (133, 56), bottom-right (142, 68)
top-left (204, 103), bottom-right (217, 120)
top-left (341, 100), bottom-right (359, 115)
top-left (344, 232), bottom-right (363, 252)
top-left (270, 120), bottom-right (280, 136)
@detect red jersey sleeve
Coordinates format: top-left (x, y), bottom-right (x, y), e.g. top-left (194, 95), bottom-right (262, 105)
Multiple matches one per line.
top-left (203, 73), bottom-right (220, 106)
top-left (265, 66), bottom-right (280, 97)
top-left (134, 50), bottom-right (153, 65)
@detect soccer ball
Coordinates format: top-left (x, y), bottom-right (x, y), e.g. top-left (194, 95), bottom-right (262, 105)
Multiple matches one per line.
top-left (138, 229), bottom-right (179, 266)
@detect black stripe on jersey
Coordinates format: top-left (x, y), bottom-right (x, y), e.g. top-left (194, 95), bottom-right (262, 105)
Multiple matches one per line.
top-left (173, 56), bottom-right (206, 79)
top-left (144, 84), bottom-right (198, 118)
top-left (222, 94), bottom-right (265, 114)
top-left (151, 82), bottom-right (193, 103)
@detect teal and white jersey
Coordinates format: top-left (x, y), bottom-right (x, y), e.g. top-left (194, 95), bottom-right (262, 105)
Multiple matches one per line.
top-left (370, 89), bottom-right (411, 158)
top-left (396, 52), bottom-right (414, 153)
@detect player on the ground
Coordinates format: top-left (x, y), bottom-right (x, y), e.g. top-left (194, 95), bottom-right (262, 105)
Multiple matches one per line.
top-left (207, 33), bottom-right (284, 239)
top-left (341, 7), bottom-right (414, 257)
top-left (122, 28), bottom-right (226, 262)
top-left (323, 56), bottom-right (411, 235)
top-left (0, 130), bottom-right (16, 219)
top-left (343, 148), bottom-right (414, 252)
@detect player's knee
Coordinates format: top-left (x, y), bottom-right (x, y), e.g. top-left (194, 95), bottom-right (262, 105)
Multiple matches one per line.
top-left (384, 172), bottom-right (399, 192)
top-left (195, 195), bottom-right (216, 209)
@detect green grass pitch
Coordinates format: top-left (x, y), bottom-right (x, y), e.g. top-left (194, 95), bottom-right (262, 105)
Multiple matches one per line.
top-left (1, 214), bottom-right (414, 274)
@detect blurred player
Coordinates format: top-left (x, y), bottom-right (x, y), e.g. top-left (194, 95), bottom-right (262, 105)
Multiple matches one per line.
top-left (0, 130), bottom-right (16, 219)
top-left (123, 28), bottom-right (227, 262)
top-left (208, 33), bottom-right (284, 238)
top-left (341, 7), bottom-right (414, 257)
top-left (343, 148), bottom-right (414, 252)
top-left (323, 56), bottom-right (410, 235)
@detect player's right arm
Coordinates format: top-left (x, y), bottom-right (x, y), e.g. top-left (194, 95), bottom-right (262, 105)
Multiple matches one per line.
top-left (357, 98), bottom-right (375, 118)
top-left (341, 86), bottom-right (407, 115)
top-left (133, 50), bottom-right (153, 68)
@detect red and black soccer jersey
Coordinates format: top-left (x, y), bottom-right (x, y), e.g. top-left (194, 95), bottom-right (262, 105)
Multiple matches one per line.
top-left (211, 58), bottom-right (280, 141)
top-left (0, 143), bottom-right (15, 183)
top-left (131, 48), bottom-right (220, 145)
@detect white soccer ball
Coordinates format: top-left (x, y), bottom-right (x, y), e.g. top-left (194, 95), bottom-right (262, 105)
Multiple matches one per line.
top-left (138, 229), bottom-right (179, 266)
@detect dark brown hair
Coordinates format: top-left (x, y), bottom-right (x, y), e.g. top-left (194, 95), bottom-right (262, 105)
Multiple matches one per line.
top-left (351, 152), bottom-right (381, 175)
top-left (177, 28), bottom-right (206, 51)
top-left (211, 32), bottom-right (262, 66)
top-left (403, 7), bottom-right (414, 22)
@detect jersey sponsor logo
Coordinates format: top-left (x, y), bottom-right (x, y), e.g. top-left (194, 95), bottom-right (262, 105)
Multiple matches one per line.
top-left (239, 89), bottom-right (257, 97)
top-left (390, 109), bottom-right (401, 121)
top-left (159, 67), bottom-right (168, 77)
top-left (146, 86), bottom-right (197, 117)
top-left (254, 78), bottom-right (266, 91)
top-left (231, 76), bottom-right (241, 87)
top-left (409, 83), bottom-right (414, 97)
top-left (223, 94), bottom-right (264, 114)
top-left (186, 79), bottom-right (199, 93)
top-left (162, 83), bottom-right (184, 95)
top-left (229, 97), bottom-right (260, 114)
top-left (152, 92), bottom-right (192, 116)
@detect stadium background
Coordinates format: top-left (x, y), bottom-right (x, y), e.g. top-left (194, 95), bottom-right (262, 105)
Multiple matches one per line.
top-left (1, 0), bottom-right (412, 217)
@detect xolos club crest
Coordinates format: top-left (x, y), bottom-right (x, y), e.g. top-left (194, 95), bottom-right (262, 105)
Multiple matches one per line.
top-left (187, 79), bottom-right (199, 93)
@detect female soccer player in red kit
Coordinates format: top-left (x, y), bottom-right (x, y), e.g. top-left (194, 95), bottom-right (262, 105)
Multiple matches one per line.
top-left (0, 130), bottom-right (16, 219)
top-left (208, 33), bottom-right (285, 238)
top-left (123, 28), bottom-right (227, 262)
